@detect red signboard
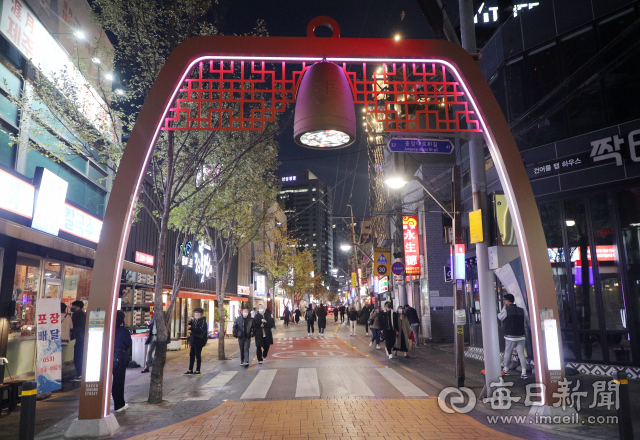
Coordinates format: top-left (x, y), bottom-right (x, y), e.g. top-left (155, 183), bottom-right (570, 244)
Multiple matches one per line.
top-left (402, 216), bottom-right (421, 276)
top-left (135, 251), bottom-right (154, 266)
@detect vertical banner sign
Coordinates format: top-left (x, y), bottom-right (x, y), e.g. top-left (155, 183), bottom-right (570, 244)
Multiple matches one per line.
top-left (351, 272), bottom-right (357, 287)
top-left (36, 298), bottom-right (62, 394)
top-left (402, 216), bottom-right (421, 275)
top-left (468, 209), bottom-right (483, 244)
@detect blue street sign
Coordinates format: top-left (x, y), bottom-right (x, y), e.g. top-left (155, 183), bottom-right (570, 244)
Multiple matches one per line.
top-left (387, 138), bottom-right (454, 154)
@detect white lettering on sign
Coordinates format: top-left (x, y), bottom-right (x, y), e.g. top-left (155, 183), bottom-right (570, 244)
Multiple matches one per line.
top-left (193, 249), bottom-right (213, 283)
top-left (85, 382), bottom-right (99, 396)
top-left (61, 204), bottom-right (103, 243)
top-left (589, 129), bottom-right (640, 167)
top-left (474, 2), bottom-right (539, 23)
top-left (0, 0), bottom-right (114, 137)
top-left (0, 168), bottom-right (34, 217)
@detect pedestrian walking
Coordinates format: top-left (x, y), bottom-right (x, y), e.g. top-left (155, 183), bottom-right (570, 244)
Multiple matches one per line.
top-left (317, 304), bottom-right (328, 337)
top-left (404, 305), bottom-right (421, 348)
top-left (141, 315), bottom-right (169, 373)
top-left (361, 305), bottom-right (371, 336)
top-left (70, 300), bottom-right (86, 380)
top-left (333, 306), bottom-right (339, 322)
top-left (369, 306), bottom-right (381, 350)
top-left (184, 307), bottom-right (207, 375)
top-left (348, 306), bottom-right (358, 336)
top-left (294, 307), bottom-right (301, 324)
top-left (498, 294), bottom-right (528, 379)
top-left (394, 306), bottom-right (412, 358)
top-left (253, 304), bottom-right (275, 364)
top-left (60, 303), bottom-right (73, 347)
top-left (112, 311), bottom-right (131, 412)
top-left (233, 307), bottom-right (254, 367)
top-left (305, 304), bottom-right (317, 336)
top-left (380, 302), bottom-right (397, 359)
top-left (283, 306), bottom-right (291, 328)
top-left (339, 305), bottom-right (346, 323)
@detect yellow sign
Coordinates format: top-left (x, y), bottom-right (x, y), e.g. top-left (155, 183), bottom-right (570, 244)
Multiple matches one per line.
top-left (351, 272), bottom-right (357, 287)
top-left (469, 209), bottom-right (483, 244)
top-left (374, 247), bottom-right (391, 277)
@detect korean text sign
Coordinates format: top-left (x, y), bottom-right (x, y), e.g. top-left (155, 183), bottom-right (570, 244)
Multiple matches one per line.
top-left (36, 298), bottom-right (62, 394)
top-left (402, 215), bottom-right (421, 275)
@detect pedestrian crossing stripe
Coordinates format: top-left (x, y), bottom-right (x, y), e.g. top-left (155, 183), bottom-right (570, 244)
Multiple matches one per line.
top-left (203, 367), bottom-right (430, 400)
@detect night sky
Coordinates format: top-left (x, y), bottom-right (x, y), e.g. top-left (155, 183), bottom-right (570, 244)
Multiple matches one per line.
top-left (218, 0), bottom-right (454, 221)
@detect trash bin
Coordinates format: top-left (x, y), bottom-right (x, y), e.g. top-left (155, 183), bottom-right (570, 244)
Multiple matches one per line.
top-left (131, 333), bottom-right (149, 367)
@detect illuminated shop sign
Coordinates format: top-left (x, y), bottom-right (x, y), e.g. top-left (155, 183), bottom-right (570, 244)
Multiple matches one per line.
top-left (0, 168), bottom-right (103, 243)
top-left (134, 251), bottom-right (155, 266)
top-left (181, 241), bottom-right (214, 283)
top-left (474, 2), bottom-right (539, 24)
top-left (255, 275), bottom-right (266, 297)
top-left (0, 0), bottom-right (113, 136)
top-left (237, 285), bottom-right (250, 296)
top-left (32, 169), bottom-right (68, 236)
top-left (281, 176), bottom-right (296, 182)
top-left (402, 215), bottom-right (421, 275)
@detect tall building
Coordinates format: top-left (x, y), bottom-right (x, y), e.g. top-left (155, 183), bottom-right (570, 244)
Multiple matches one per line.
top-left (278, 170), bottom-right (333, 277)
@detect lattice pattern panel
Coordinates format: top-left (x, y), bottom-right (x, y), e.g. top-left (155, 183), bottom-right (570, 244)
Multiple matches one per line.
top-left (162, 59), bottom-right (481, 133)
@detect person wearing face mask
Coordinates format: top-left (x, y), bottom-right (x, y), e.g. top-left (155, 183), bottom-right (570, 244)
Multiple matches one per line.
top-left (394, 306), bottom-right (412, 358)
top-left (233, 307), bottom-right (253, 367)
top-left (380, 302), bottom-right (397, 359)
top-left (70, 300), bottom-right (86, 380)
top-left (294, 307), bottom-right (301, 324)
top-left (348, 306), bottom-right (358, 336)
top-left (253, 305), bottom-right (275, 364)
top-left (184, 307), bottom-right (208, 375)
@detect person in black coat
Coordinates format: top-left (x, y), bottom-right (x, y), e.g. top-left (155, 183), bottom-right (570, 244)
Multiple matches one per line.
top-left (253, 305), bottom-right (275, 363)
top-left (233, 308), bottom-right (254, 366)
top-left (70, 300), bottom-right (86, 380)
top-left (112, 311), bottom-right (131, 412)
top-left (333, 306), bottom-right (339, 322)
top-left (361, 305), bottom-right (372, 336)
top-left (294, 308), bottom-right (301, 324)
top-left (185, 307), bottom-right (208, 375)
top-left (339, 305), bottom-right (346, 323)
top-left (348, 306), bottom-right (359, 336)
top-left (305, 304), bottom-right (316, 336)
top-left (380, 302), bottom-right (397, 359)
top-left (316, 304), bottom-right (328, 337)
top-left (283, 306), bottom-right (291, 328)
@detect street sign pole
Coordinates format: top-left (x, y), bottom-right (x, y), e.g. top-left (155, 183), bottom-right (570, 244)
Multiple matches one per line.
top-left (452, 165), bottom-right (465, 388)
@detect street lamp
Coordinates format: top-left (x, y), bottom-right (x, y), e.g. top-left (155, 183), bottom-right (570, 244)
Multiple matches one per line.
top-left (340, 243), bottom-right (352, 251)
top-left (384, 174), bottom-right (408, 189)
top-left (294, 61), bottom-right (356, 149)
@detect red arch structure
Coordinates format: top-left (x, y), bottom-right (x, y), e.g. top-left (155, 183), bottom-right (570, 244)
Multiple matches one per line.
top-left (73, 22), bottom-right (564, 428)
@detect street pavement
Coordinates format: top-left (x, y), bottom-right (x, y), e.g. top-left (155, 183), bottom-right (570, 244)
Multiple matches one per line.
top-left (0, 319), bottom-right (630, 439)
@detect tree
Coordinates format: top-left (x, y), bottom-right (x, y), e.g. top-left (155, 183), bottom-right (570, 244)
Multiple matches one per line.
top-left (254, 225), bottom-right (298, 306)
top-left (288, 249), bottom-right (316, 307)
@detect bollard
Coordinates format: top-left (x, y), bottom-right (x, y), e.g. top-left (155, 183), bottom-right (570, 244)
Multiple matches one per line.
top-left (19, 380), bottom-right (37, 440)
top-left (612, 370), bottom-right (633, 440)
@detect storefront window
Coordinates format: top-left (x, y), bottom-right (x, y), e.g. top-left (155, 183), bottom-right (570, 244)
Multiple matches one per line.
top-left (11, 255), bottom-right (41, 337)
top-left (62, 265), bottom-right (92, 309)
top-left (589, 193), bottom-right (626, 331)
top-left (564, 198), bottom-right (602, 361)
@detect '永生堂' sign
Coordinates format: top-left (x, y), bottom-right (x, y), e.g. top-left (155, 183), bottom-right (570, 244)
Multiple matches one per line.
top-left (402, 216), bottom-right (421, 276)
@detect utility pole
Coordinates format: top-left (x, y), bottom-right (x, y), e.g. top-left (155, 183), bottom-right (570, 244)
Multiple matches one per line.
top-left (347, 204), bottom-right (360, 308)
top-left (459, 0), bottom-right (502, 397)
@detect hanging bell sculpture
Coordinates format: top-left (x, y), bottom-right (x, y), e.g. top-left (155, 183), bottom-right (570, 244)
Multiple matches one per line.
top-left (294, 61), bottom-right (356, 149)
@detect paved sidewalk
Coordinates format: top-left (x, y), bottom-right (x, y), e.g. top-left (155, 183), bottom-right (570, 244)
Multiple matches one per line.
top-left (126, 398), bottom-right (522, 440)
top-left (339, 322), bottom-right (636, 440)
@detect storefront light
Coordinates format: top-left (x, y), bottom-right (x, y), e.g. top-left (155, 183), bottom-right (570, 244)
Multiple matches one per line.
top-left (565, 220), bottom-right (575, 227)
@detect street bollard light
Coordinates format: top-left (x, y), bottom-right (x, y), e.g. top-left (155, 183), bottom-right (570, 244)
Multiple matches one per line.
top-left (19, 380), bottom-right (37, 440)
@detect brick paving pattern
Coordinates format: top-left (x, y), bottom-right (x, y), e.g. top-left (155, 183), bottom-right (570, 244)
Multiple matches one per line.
top-left (127, 398), bottom-right (523, 440)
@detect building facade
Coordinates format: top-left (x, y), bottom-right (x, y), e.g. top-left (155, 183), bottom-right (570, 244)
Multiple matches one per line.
top-left (456, 0), bottom-right (640, 373)
top-left (278, 170), bottom-right (334, 278)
